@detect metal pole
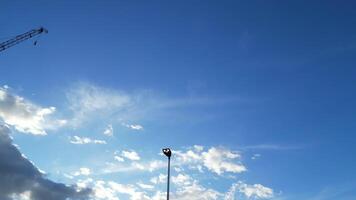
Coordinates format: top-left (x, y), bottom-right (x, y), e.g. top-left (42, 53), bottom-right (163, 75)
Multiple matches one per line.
top-left (162, 148), bottom-right (172, 200)
top-left (167, 156), bottom-right (170, 200)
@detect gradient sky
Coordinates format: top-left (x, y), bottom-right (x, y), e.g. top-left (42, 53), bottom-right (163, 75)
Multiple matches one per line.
top-left (1, 1), bottom-right (356, 200)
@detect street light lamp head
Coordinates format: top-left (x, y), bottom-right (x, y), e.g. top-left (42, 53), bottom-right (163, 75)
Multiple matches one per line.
top-left (162, 148), bottom-right (172, 158)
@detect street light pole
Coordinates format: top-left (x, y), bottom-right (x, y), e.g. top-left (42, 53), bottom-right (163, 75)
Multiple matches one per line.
top-left (162, 148), bottom-right (172, 200)
top-left (167, 155), bottom-right (171, 200)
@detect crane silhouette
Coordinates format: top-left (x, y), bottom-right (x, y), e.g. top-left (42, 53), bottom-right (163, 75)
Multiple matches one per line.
top-left (0, 27), bottom-right (48, 52)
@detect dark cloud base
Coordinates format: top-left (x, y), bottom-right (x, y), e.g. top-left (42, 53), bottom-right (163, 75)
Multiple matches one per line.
top-left (0, 125), bottom-right (91, 200)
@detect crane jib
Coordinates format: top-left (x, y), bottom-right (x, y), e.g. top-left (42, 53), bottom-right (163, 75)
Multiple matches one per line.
top-left (0, 27), bottom-right (48, 52)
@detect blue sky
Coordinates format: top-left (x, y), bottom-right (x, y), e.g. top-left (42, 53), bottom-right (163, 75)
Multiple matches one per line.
top-left (1, 1), bottom-right (356, 200)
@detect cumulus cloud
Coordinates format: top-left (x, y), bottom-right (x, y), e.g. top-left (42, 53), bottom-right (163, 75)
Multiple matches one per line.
top-left (79, 179), bottom-right (151, 200)
top-left (77, 176), bottom-right (220, 200)
top-left (152, 173), bottom-right (221, 200)
top-left (69, 136), bottom-right (106, 145)
top-left (103, 124), bottom-right (114, 136)
top-left (225, 181), bottom-right (274, 200)
top-left (85, 145), bottom-right (273, 200)
top-left (175, 146), bottom-right (247, 175)
top-left (102, 146), bottom-right (245, 176)
top-left (114, 156), bottom-right (125, 162)
top-left (172, 182), bottom-right (220, 200)
top-left (137, 183), bottom-right (154, 190)
top-left (108, 181), bottom-right (151, 200)
top-left (0, 125), bottom-right (91, 200)
top-left (102, 159), bottom-right (166, 175)
top-left (157, 173), bottom-right (220, 200)
top-left (75, 175), bottom-right (274, 200)
top-left (9, 191), bottom-right (32, 200)
top-left (73, 167), bottom-right (91, 176)
top-left (101, 162), bottom-right (137, 174)
top-left (172, 173), bottom-right (193, 186)
top-left (130, 124), bottom-right (144, 130)
top-left (193, 145), bottom-right (204, 152)
top-left (122, 123), bottom-right (144, 131)
top-left (147, 160), bottom-right (166, 172)
top-left (151, 173), bottom-right (275, 200)
top-left (121, 150), bottom-right (140, 161)
top-left (150, 174), bottom-right (167, 185)
top-left (202, 147), bottom-right (246, 175)
top-left (0, 87), bottom-right (66, 135)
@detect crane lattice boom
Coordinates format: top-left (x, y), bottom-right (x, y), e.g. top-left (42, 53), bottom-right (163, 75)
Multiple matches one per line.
top-left (0, 27), bottom-right (48, 52)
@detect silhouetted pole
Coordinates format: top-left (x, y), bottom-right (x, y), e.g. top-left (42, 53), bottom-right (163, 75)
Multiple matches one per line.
top-left (162, 148), bottom-right (172, 200)
top-left (167, 155), bottom-right (171, 200)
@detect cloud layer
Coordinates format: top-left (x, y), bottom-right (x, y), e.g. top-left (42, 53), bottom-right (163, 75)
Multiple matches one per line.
top-left (0, 125), bottom-right (91, 200)
top-left (0, 83), bottom-right (276, 200)
top-left (69, 136), bottom-right (107, 145)
top-left (66, 82), bottom-right (132, 126)
top-left (175, 146), bottom-right (247, 175)
top-left (0, 87), bottom-right (66, 135)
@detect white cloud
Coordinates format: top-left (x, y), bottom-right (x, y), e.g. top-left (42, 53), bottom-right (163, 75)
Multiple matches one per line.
top-left (150, 174), bottom-right (220, 200)
top-left (194, 145), bottom-right (204, 152)
top-left (70, 144), bottom-right (273, 200)
top-left (122, 150), bottom-right (140, 161)
top-left (69, 136), bottom-right (106, 145)
top-left (147, 160), bottom-right (166, 172)
top-left (10, 191), bottom-right (32, 200)
top-left (103, 124), bottom-right (114, 136)
top-left (122, 123), bottom-right (144, 131)
top-left (108, 181), bottom-right (151, 200)
top-left (114, 156), bottom-right (125, 162)
top-left (76, 178), bottom-right (94, 189)
top-left (103, 146), bottom-right (245, 176)
top-left (129, 124), bottom-right (144, 130)
top-left (102, 159), bottom-right (166, 175)
top-left (150, 174), bottom-right (166, 184)
top-left (73, 167), bottom-right (91, 176)
top-left (0, 87), bottom-right (66, 135)
top-left (131, 162), bottom-right (145, 170)
top-left (150, 173), bottom-right (219, 200)
top-left (66, 82), bottom-right (131, 126)
top-left (202, 147), bottom-right (246, 175)
top-left (87, 180), bottom-right (151, 200)
top-left (175, 149), bottom-right (201, 163)
top-left (251, 154), bottom-right (261, 160)
top-left (83, 178), bottom-right (223, 200)
top-left (225, 182), bottom-right (274, 200)
top-left (172, 173), bottom-right (193, 186)
top-left (66, 82), bottom-right (238, 128)
top-left (173, 182), bottom-right (220, 200)
top-left (101, 162), bottom-right (140, 174)
top-left (174, 167), bottom-right (183, 172)
top-left (76, 175), bottom-right (273, 200)
top-left (91, 180), bottom-right (118, 200)
top-left (175, 146), bottom-right (246, 175)
top-left (63, 173), bottom-right (74, 179)
top-left (137, 182), bottom-right (155, 190)
top-left (170, 175), bottom-right (221, 200)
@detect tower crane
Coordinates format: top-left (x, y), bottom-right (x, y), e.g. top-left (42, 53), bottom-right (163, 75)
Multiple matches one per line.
top-left (0, 27), bottom-right (48, 53)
